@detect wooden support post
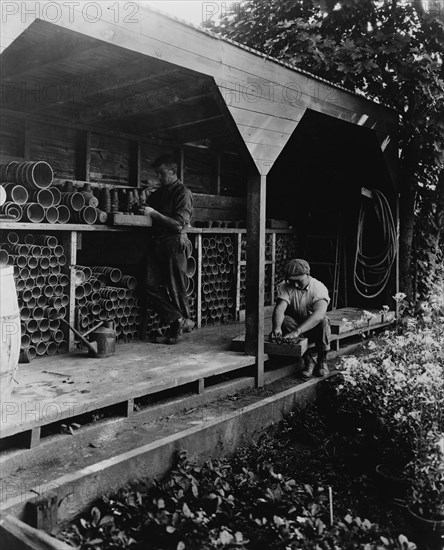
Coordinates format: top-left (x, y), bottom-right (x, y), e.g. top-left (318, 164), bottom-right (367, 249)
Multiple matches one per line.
top-left (395, 193), bottom-right (400, 319)
top-left (196, 234), bottom-right (202, 328)
top-left (26, 426), bottom-right (41, 449)
top-left (216, 153), bottom-right (221, 195)
top-left (0, 514), bottom-right (73, 550)
top-left (26, 491), bottom-right (58, 532)
top-left (62, 232), bottom-right (78, 352)
top-left (125, 399), bottom-right (135, 417)
top-left (235, 232), bottom-right (242, 317)
top-left (197, 378), bottom-right (204, 395)
top-left (271, 232), bottom-right (276, 303)
top-left (245, 173), bottom-right (266, 388)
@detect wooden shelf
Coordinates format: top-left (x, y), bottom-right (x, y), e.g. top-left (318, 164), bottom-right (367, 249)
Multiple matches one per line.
top-left (0, 223), bottom-right (297, 234)
top-left (0, 222), bottom-right (142, 232)
top-left (239, 260), bottom-right (273, 266)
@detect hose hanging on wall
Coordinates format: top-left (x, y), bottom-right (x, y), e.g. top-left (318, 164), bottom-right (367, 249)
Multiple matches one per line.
top-left (353, 188), bottom-right (397, 299)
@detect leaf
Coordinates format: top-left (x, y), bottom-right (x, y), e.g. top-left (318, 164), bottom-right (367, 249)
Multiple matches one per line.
top-left (98, 515), bottom-right (114, 527)
top-left (234, 531), bottom-right (244, 542)
top-left (177, 542), bottom-right (186, 550)
top-left (182, 502), bottom-right (193, 518)
top-left (344, 514), bottom-right (353, 524)
top-left (166, 525), bottom-right (176, 533)
top-left (157, 498), bottom-right (165, 509)
top-left (90, 506), bottom-right (101, 526)
top-left (219, 529), bottom-right (233, 545)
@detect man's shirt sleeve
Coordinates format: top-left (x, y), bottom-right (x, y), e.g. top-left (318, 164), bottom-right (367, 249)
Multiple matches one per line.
top-left (277, 281), bottom-right (291, 304)
top-left (173, 188), bottom-right (193, 229)
top-left (311, 280), bottom-right (330, 306)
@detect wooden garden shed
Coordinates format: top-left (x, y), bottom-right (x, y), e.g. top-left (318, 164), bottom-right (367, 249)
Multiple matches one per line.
top-left (0, 3), bottom-right (399, 467)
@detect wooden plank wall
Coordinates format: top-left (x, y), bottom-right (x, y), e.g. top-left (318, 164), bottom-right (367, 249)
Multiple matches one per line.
top-left (27, 119), bottom-right (77, 180)
top-left (0, 111), bottom-right (247, 222)
top-left (0, 113), bottom-right (23, 159)
top-left (90, 133), bottom-right (131, 185)
top-left (183, 145), bottom-right (218, 194)
top-left (193, 194), bottom-right (245, 223)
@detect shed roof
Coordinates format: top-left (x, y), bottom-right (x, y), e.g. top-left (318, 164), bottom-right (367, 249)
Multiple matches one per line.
top-left (146, 3), bottom-right (396, 113)
top-left (0, 2), bottom-right (398, 178)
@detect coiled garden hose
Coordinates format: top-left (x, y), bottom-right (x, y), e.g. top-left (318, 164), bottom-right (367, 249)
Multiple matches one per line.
top-left (353, 189), bottom-right (397, 299)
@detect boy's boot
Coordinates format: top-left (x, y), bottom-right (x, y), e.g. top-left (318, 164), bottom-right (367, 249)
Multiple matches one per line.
top-left (301, 353), bottom-right (316, 379)
top-left (314, 351), bottom-right (329, 377)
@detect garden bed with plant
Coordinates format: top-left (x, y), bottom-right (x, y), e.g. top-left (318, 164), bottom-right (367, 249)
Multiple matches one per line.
top-left (59, 305), bottom-right (444, 550)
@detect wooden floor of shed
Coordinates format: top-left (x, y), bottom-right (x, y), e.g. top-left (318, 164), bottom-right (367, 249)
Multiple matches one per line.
top-left (1, 307), bottom-right (395, 450)
top-left (1, 321), bottom-right (253, 446)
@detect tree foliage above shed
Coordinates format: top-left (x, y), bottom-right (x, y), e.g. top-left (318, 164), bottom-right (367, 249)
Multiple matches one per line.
top-left (206, 0), bottom-right (444, 301)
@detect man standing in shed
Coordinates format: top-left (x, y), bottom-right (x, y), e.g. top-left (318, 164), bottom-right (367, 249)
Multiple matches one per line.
top-left (269, 259), bottom-right (331, 377)
top-left (139, 154), bottom-right (195, 344)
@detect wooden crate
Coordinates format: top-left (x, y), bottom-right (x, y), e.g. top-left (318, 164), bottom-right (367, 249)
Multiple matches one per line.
top-left (232, 334), bottom-right (308, 357)
top-left (110, 213), bottom-right (152, 227)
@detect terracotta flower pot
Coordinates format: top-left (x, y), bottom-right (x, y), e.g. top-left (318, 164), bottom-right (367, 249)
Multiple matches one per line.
top-left (407, 505), bottom-right (444, 549)
top-left (375, 464), bottom-right (410, 500)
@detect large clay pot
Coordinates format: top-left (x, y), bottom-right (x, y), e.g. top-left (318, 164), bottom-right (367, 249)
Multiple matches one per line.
top-left (408, 506), bottom-right (444, 550)
top-left (375, 464), bottom-right (410, 500)
top-left (0, 265), bottom-right (21, 402)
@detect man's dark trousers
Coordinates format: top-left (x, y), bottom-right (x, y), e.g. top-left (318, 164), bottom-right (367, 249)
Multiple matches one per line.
top-left (145, 234), bottom-right (192, 324)
top-left (282, 315), bottom-right (331, 352)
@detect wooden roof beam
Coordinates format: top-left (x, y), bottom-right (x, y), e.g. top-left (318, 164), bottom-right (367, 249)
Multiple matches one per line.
top-left (77, 80), bottom-right (215, 123)
top-left (151, 115), bottom-right (226, 138)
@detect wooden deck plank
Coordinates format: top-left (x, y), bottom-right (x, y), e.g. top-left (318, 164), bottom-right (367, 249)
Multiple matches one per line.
top-left (0, 323), bottom-right (251, 439)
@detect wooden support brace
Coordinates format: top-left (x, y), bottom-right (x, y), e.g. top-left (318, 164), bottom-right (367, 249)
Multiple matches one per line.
top-left (26, 491), bottom-right (58, 532)
top-left (0, 513), bottom-right (72, 550)
top-left (245, 173), bottom-right (266, 387)
top-left (235, 233), bottom-right (242, 316)
top-left (271, 232), bottom-right (276, 301)
top-left (62, 232), bottom-right (77, 352)
top-left (27, 426), bottom-right (41, 449)
top-left (196, 234), bottom-right (202, 329)
top-left (125, 399), bottom-right (135, 417)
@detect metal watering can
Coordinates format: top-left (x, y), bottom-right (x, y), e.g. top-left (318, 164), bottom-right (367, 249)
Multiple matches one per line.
top-left (49, 312), bottom-right (116, 359)
top-left (88, 321), bottom-right (116, 358)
